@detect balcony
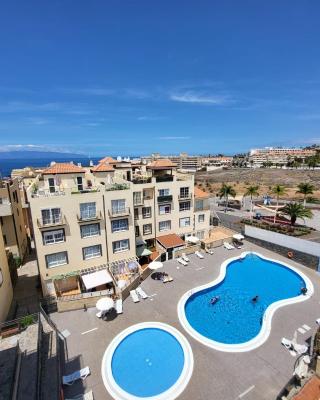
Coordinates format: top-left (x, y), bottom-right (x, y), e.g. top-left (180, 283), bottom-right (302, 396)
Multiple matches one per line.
top-left (108, 207), bottom-right (130, 218)
top-left (0, 202), bottom-right (12, 217)
top-left (77, 210), bottom-right (103, 223)
top-left (105, 183), bottom-right (130, 191)
top-left (178, 193), bottom-right (192, 200)
top-left (37, 215), bottom-right (67, 229)
top-left (195, 205), bottom-right (210, 212)
top-left (132, 177), bottom-right (152, 184)
top-left (157, 195), bottom-right (173, 203)
top-left (155, 175), bottom-right (174, 183)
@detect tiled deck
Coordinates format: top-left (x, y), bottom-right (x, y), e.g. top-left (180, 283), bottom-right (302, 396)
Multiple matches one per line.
top-left (51, 242), bottom-right (320, 400)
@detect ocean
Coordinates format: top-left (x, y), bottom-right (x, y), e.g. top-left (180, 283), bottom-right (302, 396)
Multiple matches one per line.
top-left (0, 157), bottom-right (101, 178)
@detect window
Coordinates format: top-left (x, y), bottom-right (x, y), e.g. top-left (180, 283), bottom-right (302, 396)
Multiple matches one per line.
top-left (80, 223), bottom-right (100, 238)
top-left (48, 178), bottom-right (55, 193)
top-left (46, 251), bottom-right (68, 268)
top-left (77, 176), bottom-right (83, 191)
top-left (158, 189), bottom-right (169, 196)
top-left (195, 200), bottom-right (204, 211)
top-left (180, 217), bottom-right (190, 227)
top-left (111, 218), bottom-right (128, 232)
top-left (82, 245), bottom-right (102, 260)
top-left (80, 202), bottom-right (96, 220)
top-left (41, 208), bottom-right (61, 225)
top-left (197, 230), bottom-right (205, 239)
top-left (43, 229), bottom-right (65, 245)
top-left (198, 214), bottom-right (205, 223)
top-left (180, 187), bottom-right (190, 198)
top-left (143, 189), bottom-right (152, 199)
top-left (134, 208), bottom-right (139, 220)
top-left (159, 220), bottom-right (171, 232)
top-left (111, 199), bottom-right (126, 214)
top-left (135, 226), bottom-right (140, 237)
top-left (133, 192), bottom-right (142, 206)
top-left (159, 205), bottom-right (171, 215)
top-left (142, 207), bottom-right (151, 218)
top-left (143, 224), bottom-right (152, 235)
top-left (112, 239), bottom-right (130, 253)
top-left (179, 201), bottom-right (191, 212)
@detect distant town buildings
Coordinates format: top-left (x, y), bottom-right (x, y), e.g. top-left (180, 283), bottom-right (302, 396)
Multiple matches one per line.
top-left (248, 147), bottom-right (317, 167)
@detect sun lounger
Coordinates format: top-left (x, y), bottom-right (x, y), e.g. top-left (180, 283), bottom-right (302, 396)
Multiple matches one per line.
top-left (63, 366), bottom-right (90, 385)
top-left (130, 290), bottom-right (140, 303)
top-left (115, 299), bottom-right (123, 314)
top-left (66, 390), bottom-right (94, 400)
top-left (281, 338), bottom-right (297, 356)
top-left (163, 275), bottom-right (173, 283)
top-left (294, 355), bottom-right (310, 379)
top-left (177, 257), bottom-right (188, 266)
top-left (96, 311), bottom-right (102, 318)
top-left (224, 242), bottom-right (235, 250)
top-left (136, 287), bottom-right (148, 299)
top-left (195, 251), bottom-right (204, 259)
top-left (182, 253), bottom-right (190, 262)
top-left (293, 342), bottom-right (308, 355)
top-left (206, 248), bottom-right (214, 255)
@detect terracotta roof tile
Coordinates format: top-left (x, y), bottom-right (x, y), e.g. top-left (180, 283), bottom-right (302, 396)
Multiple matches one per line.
top-left (99, 156), bottom-right (117, 164)
top-left (194, 187), bottom-right (209, 198)
top-left (42, 163), bottom-right (85, 175)
top-left (293, 376), bottom-right (320, 400)
top-left (91, 163), bottom-right (115, 172)
top-left (147, 159), bottom-right (177, 169)
top-left (157, 233), bottom-right (185, 249)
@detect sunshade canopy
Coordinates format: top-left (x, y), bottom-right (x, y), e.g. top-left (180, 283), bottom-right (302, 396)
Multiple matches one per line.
top-left (148, 261), bottom-right (163, 270)
top-left (186, 236), bottom-right (200, 244)
top-left (233, 233), bottom-right (245, 240)
top-left (81, 269), bottom-right (113, 290)
top-left (136, 247), bottom-right (152, 257)
top-left (96, 297), bottom-right (114, 311)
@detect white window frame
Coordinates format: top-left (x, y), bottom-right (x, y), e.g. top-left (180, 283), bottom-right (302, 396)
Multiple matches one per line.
top-left (143, 224), bottom-right (152, 235)
top-left (111, 199), bottom-right (126, 214)
top-left (112, 239), bottom-right (130, 253)
top-left (179, 201), bottom-right (191, 212)
top-left (159, 204), bottom-right (171, 215)
top-left (133, 192), bottom-right (142, 206)
top-left (159, 220), bottom-right (171, 232)
top-left (43, 229), bottom-right (65, 245)
top-left (142, 207), bottom-right (151, 218)
top-left (179, 217), bottom-right (191, 227)
top-left (80, 223), bottom-right (100, 238)
top-left (158, 189), bottom-right (170, 196)
top-left (198, 214), bottom-right (205, 223)
top-left (80, 202), bottom-right (96, 220)
top-left (41, 208), bottom-right (61, 225)
top-left (111, 218), bottom-right (129, 233)
top-left (180, 187), bottom-right (190, 198)
top-left (46, 251), bottom-right (68, 268)
top-left (82, 245), bottom-right (102, 260)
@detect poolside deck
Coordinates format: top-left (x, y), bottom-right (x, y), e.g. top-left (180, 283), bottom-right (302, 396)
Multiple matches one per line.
top-left (51, 241), bottom-right (320, 400)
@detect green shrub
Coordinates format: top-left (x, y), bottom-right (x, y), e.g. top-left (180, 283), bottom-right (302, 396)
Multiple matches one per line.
top-left (20, 315), bottom-right (35, 329)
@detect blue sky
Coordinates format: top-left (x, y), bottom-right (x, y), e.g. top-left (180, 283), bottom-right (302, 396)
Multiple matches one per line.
top-left (0, 1), bottom-right (320, 156)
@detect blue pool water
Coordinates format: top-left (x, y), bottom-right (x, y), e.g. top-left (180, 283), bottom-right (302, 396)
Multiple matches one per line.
top-left (185, 253), bottom-right (306, 344)
top-left (109, 328), bottom-right (185, 397)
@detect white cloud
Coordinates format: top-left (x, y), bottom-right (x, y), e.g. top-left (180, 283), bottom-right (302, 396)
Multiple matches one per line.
top-left (170, 91), bottom-right (232, 105)
top-left (296, 114), bottom-right (320, 120)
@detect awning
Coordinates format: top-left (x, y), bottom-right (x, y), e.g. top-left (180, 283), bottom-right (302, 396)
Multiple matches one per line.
top-left (157, 233), bottom-right (185, 249)
top-left (233, 233), bottom-right (244, 241)
top-left (186, 236), bottom-right (200, 244)
top-left (136, 238), bottom-right (146, 246)
top-left (81, 269), bottom-right (113, 290)
top-left (136, 247), bottom-right (152, 257)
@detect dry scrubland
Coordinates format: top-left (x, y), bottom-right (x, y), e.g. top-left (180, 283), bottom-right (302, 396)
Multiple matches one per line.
top-left (195, 168), bottom-right (320, 199)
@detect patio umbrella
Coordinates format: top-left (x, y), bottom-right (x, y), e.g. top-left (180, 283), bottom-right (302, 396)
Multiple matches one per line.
top-left (233, 233), bottom-right (245, 241)
top-left (136, 247), bottom-right (152, 257)
top-left (186, 236), bottom-right (200, 244)
top-left (96, 297), bottom-right (114, 311)
top-left (148, 261), bottom-right (163, 270)
top-left (117, 279), bottom-right (127, 289)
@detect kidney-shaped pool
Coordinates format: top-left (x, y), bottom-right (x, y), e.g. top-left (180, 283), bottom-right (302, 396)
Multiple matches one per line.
top-left (178, 252), bottom-right (313, 352)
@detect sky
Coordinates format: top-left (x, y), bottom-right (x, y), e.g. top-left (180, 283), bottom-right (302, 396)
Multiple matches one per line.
top-left (0, 1), bottom-right (320, 156)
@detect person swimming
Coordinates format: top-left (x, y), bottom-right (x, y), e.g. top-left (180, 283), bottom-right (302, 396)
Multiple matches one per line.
top-left (210, 296), bottom-right (220, 305)
top-left (251, 295), bottom-right (259, 303)
top-left (301, 287), bottom-right (307, 295)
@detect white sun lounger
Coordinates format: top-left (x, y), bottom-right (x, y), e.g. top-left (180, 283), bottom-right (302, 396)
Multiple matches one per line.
top-left (136, 287), bottom-right (148, 299)
top-left (206, 248), bottom-right (214, 255)
top-left (96, 311), bottom-right (102, 318)
top-left (115, 299), bottom-right (123, 314)
top-left (182, 253), bottom-right (190, 262)
top-left (177, 257), bottom-right (188, 266)
top-left (224, 242), bottom-right (235, 250)
top-left (66, 390), bottom-right (94, 400)
top-left (282, 337), bottom-right (308, 356)
top-left (63, 366), bottom-right (90, 385)
top-left (294, 355), bottom-right (310, 379)
top-left (195, 251), bottom-right (204, 259)
top-left (130, 290), bottom-right (140, 303)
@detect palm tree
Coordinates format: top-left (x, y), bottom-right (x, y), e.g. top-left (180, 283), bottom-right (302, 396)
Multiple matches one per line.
top-left (281, 202), bottom-right (313, 226)
top-left (296, 183), bottom-right (315, 207)
top-left (244, 185), bottom-right (259, 219)
top-left (218, 184), bottom-right (236, 212)
top-left (271, 185), bottom-right (286, 223)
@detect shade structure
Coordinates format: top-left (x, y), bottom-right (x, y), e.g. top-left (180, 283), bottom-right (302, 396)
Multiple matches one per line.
top-left (81, 269), bottom-right (113, 290)
top-left (148, 261), bottom-right (163, 270)
top-left (233, 233), bottom-right (245, 241)
top-left (96, 297), bottom-right (114, 311)
top-left (186, 236), bottom-right (200, 244)
top-left (136, 246), bottom-right (152, 257)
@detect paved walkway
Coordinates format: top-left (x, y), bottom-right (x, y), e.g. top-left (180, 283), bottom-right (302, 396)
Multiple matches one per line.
top-left (51, 243), bottom-right (320, 400)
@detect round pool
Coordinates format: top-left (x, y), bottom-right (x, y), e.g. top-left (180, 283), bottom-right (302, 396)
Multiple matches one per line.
top-left (102, 322), bottom-right (193, 400)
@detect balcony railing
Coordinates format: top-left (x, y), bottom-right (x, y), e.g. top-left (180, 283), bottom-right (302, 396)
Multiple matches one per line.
top-left (0, 202), bottom-right (12, 217)
top-left (108, 207), bottom-right (130, 218)
top-left (157, 195), bottom-right (173, 203)
top-left (37, 215), bottom-right (67, 228)
top-left (178, 193), bottom-right (192, 200)
top-left (195, 205), bottom-right (210, 211)
top-left (132, 177), bottom-right (152, 184)
top-left (155, 175), bottom-right (174, 183)
top-left (105, 183), bottom-right (130, 191)
top-left (77, 210), bottom-right (103, 222)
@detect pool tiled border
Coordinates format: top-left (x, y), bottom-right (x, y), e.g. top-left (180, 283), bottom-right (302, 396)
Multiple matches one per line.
top-left (101, 322), bottom-right (194, 400)
top-left (177, 251), bottom-right (314, 353)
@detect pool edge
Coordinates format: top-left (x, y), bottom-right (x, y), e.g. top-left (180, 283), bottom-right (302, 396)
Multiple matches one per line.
top-left (177, 251), bottom-right (314, 353)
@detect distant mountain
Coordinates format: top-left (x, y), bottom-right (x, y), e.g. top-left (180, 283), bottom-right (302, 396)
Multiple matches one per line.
top-left (0, 151), bottom-right (89, 160)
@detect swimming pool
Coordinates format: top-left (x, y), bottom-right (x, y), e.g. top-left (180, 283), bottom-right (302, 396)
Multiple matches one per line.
top-left (178, 252), bottom-right (313, 352)
top-left (101, 322), bottom-right (194, 400)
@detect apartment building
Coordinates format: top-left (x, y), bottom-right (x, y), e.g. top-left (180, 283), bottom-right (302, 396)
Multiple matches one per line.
top-left (249, 147), bottom-right (317, 167)
top-left (27, 159), bottom-right (210, 297)
top-left (0, 224), bottom-right (13, 322)
top-left (0, 178), bottom-right (29, 260)
top-left (141, 153), bottom-right (202, 171)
